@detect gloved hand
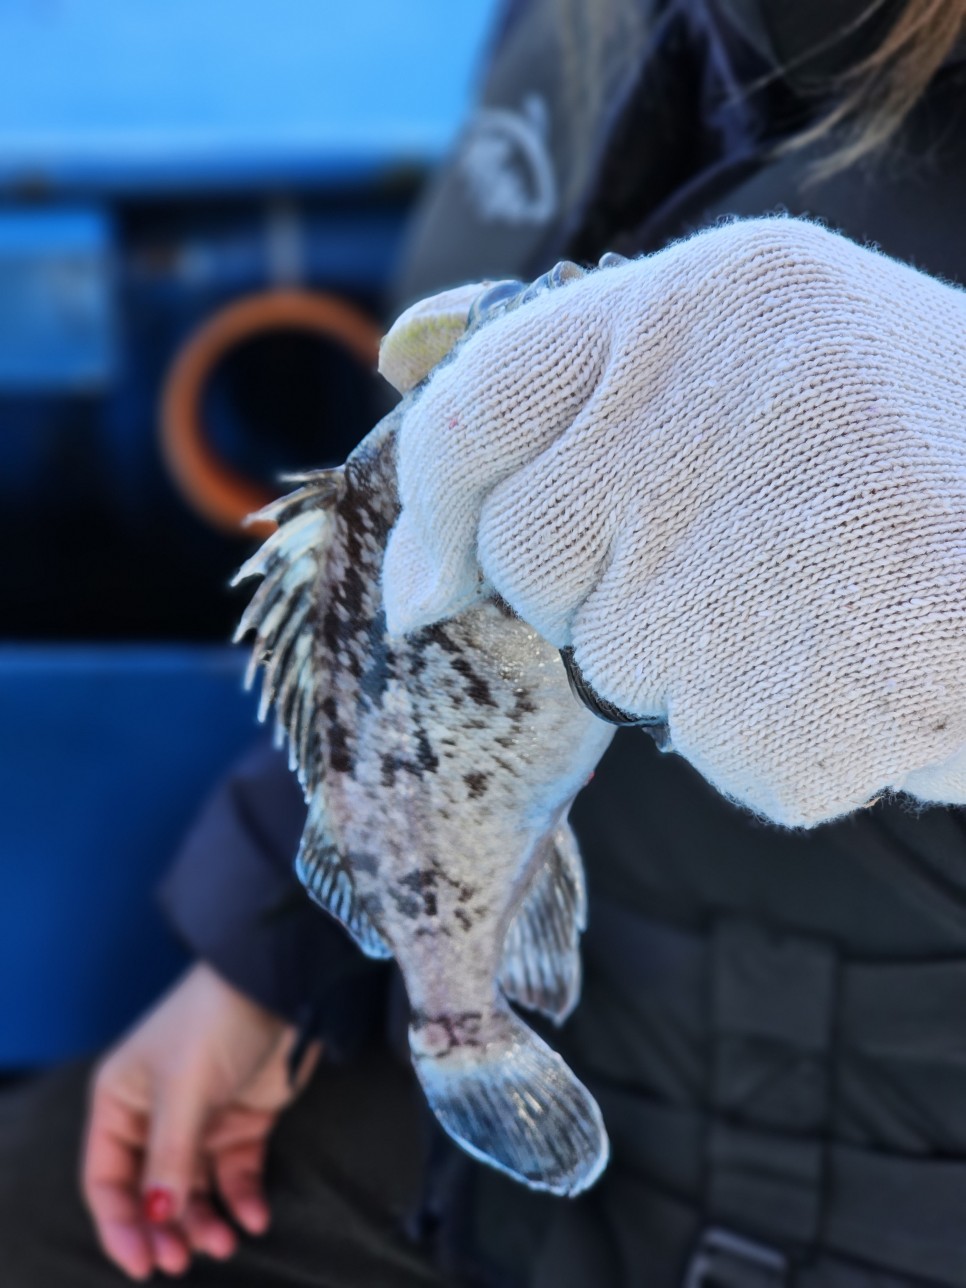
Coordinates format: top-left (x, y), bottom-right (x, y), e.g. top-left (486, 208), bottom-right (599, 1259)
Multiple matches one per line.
top-left (379, 217), bottom-right (966, 828)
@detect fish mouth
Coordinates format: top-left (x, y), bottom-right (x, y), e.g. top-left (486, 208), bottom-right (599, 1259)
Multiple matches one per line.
top-left (559, 647), bottom-right (670, 748)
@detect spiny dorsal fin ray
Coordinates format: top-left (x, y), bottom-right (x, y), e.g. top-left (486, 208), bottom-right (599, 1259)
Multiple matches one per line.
top-left (296, 798), bottom-right (391, 960)
top-left (232, 468), bottom-right (345, 792)
top-left (499, 822), bottom-right (587, 1024)
top-left (274, 629), bottom-right (313, 728)
top-left (232, 505), bottom-right (331, 600)
top-left (248, 593), bottom-right (313, 702)
top-left (245, 470), bottom-right (346, 529)
top-left (234, 548), bottom-right (318, 661)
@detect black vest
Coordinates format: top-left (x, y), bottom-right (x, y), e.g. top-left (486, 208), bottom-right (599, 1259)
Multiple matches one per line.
top-left (393, 4), bottom-right (966, 1283)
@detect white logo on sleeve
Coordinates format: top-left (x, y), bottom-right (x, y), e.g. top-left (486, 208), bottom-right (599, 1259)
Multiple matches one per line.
top-left (458, 94), bottom-right (558, 227)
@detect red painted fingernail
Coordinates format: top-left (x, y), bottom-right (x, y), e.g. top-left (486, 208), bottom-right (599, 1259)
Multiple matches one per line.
top-left (143, 1186), bottom-right (174, 1225)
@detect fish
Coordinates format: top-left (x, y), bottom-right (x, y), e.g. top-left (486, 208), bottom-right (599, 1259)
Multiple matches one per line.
top-left (233, 264), bottom-right (619, 1196)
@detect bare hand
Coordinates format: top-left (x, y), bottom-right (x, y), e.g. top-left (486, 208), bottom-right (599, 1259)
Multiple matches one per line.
top-left (81, 962), bottom-right (320, 1280)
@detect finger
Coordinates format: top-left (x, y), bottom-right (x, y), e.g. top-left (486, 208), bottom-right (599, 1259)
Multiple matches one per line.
top-left (569, 539), bottom-right (665, 721)
top-left (286, 1034), bottom-right (322, 1095)
top-left (142, 1077), bottom-right (209, 1224)
top-left (91, 1205), bottom-right (154, 1282)
top-left (97, 1218), bottom-right (154, 1282)
top-left (213, 1139), bottom-right (271, 1235)
top-left (202, 1104), bottom-right (274, 1155)
top-left (147, 1223), bottom-right (192, 1277)
top-left (475, 378), bottom-right (636, 647)
top-left (82, 1077), bottom-right (154, 1280)
top-left (384, 288), bottom-right (609, 636)
top-left (181, 1193), bottom-right (237, 1260)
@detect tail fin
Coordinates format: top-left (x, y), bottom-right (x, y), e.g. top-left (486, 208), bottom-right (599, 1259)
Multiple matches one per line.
top-left (411, 1013), bottom-right (608, 1196)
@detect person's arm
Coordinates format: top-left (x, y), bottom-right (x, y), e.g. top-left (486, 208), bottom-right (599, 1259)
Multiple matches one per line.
top-left (156, 738), bottom-right (388, 1053)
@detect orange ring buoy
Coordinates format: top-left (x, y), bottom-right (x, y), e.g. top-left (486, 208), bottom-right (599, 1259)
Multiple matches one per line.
top-left (160, 290), bottom-right (381, 537)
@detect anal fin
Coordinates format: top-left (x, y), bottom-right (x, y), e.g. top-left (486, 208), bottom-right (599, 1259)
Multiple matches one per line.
top-left (296, 798), bottom-right (392, 960)
top-left (499, 821), bottom-right (587, 1023)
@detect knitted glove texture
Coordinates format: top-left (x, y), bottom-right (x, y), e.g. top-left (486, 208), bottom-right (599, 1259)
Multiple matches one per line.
top-left (381, 218), bottom-right (966, 828)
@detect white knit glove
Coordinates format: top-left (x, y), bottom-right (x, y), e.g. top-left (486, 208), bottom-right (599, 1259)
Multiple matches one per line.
top-left (380, 218), bottom-right (966, 829)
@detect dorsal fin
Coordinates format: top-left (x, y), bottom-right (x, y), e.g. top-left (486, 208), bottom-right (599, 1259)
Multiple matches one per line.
top-left (295, 798), bottom-right (391, 960)
top-left (232, 469), bottom-right (345, 791)
top-left (235, 468), bottom-right (392, 960)
top-left (499, 822), bottom-right (587, 1023)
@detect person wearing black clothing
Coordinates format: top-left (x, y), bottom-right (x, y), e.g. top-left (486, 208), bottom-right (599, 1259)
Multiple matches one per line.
top-left (4, 1), bottom-right (966, 1283)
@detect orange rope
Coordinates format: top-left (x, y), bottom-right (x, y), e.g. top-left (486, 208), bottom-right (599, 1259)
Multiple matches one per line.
top-left (160, 290), bottom-right (381, 537)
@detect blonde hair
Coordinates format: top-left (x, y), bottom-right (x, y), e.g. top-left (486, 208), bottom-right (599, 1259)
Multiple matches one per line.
top-left (792, 0), bottom-right (966, 175)
top-left (557, 0), bottom-right (964, 198)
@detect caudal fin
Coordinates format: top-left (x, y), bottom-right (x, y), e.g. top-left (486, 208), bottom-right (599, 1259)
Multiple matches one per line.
top-left (411, 1014), bottom-right (608, 1196)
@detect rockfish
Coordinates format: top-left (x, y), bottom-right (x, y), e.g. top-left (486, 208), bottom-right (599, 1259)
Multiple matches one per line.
top-left (234, 273), bottom-right (617, 1196)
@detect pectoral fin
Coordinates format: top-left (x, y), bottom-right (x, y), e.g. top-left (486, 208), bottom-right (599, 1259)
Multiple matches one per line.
top-left (499, 822), bottom-right (587, 1023)
top-left (295, 799), bottom-right (392, 960)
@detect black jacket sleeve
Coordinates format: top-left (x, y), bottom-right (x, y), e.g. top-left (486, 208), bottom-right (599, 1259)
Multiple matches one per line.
top-left (156, 739), bottom-right (389, 1058)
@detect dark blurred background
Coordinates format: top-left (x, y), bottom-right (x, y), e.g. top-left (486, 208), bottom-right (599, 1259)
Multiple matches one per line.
top-left (0, 0), bottom-right (497, 1069)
